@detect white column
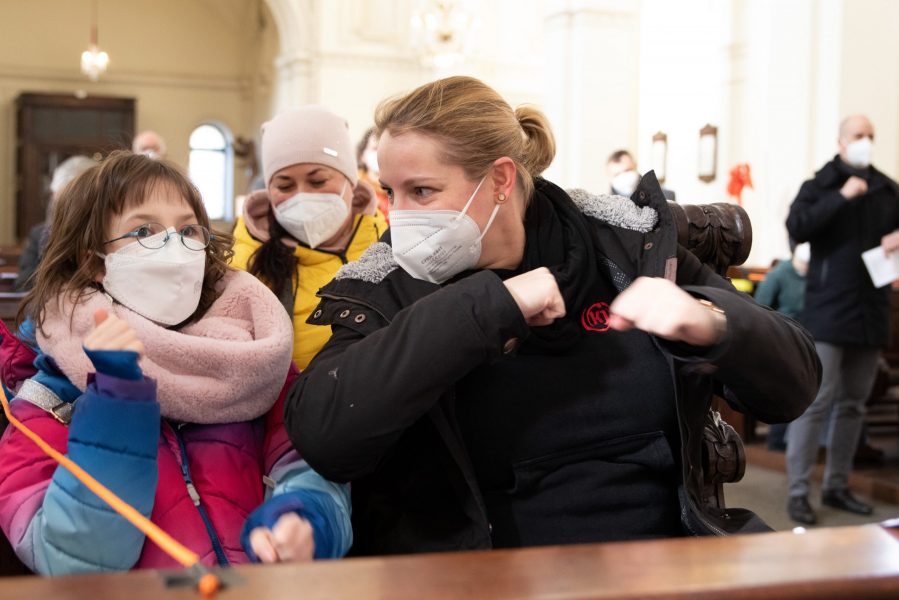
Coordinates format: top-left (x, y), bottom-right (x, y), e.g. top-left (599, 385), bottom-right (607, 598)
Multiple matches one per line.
top-left (541, 0), bottom-right (641, 192)
top-left (271, 52), bottom-right (316, 114)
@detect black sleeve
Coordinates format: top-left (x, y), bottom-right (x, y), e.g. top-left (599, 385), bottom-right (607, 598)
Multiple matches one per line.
top-left (785, 180), bottom-right (846, 243)
top-left (664, 246), bottom-right (821, 424)
top-left (284, 270), bottom-right (529, 482)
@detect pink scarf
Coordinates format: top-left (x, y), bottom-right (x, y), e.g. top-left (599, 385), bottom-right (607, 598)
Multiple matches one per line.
top-left (37, 269), bottom-right (293, 424)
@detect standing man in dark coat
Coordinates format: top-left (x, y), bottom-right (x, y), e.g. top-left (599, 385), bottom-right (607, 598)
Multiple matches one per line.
top-left (785, 114), bottom-right (899, 524)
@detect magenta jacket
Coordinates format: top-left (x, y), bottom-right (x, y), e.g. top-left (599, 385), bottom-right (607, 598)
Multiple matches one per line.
top-left (0, 320), bottom-right (351, 574)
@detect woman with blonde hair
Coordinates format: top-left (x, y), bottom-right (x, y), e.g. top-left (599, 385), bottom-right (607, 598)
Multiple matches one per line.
top-left (285, 77), bottom-right (820, 555)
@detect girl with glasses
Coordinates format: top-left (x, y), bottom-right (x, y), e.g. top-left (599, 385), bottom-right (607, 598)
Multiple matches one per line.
top-left (0, 151), bottom-right (351, 575)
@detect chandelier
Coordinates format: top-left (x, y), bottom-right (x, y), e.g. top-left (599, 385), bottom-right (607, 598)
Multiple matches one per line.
top-left (410, 0), bottom-right (478, 70)
top-left (80, 0), bottom-right (109, 81)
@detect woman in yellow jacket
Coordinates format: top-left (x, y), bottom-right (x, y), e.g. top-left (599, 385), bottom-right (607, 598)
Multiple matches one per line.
top-left (232, 106), bottom-right (387, 369)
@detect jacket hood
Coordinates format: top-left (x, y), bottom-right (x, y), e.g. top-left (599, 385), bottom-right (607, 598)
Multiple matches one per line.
top-left (243, 189), bottom-right (278, 244)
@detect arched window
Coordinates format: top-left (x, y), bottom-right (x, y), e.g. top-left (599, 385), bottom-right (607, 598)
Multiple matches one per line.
top-left (188, 123), bottom-right (233, 220)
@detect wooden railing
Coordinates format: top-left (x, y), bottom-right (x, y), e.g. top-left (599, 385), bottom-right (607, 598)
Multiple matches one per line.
top-left (1, 524), bottom-right (897, 599)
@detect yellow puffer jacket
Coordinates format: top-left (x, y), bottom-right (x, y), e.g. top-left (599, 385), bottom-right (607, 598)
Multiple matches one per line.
top-left (231, 193), bottom-right (387, 370)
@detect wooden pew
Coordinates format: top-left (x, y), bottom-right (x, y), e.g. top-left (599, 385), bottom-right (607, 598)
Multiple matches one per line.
top-left (0, 525), bottom-right (896, 599)
top-left (0, 292), bottom-right (25, 330)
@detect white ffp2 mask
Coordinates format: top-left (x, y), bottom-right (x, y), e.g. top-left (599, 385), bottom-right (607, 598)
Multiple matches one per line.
top-left (390, 176), bottom-right (500, 284)
top-left (611, 170), bottom-right (641, 196)
top-left (100, 228), bottom-right (206, 326)
top-left (846, 137), bottom-right (873, 169)
top-left (273, 181), bottom-right (349, 249)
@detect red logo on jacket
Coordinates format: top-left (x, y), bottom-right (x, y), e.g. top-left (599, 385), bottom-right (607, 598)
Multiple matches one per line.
top-left (581, 302), bottom-right (611, 332)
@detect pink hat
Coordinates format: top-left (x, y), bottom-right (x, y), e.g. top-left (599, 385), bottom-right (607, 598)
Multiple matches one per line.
top-left (261, 105), bottom-right (358, 188)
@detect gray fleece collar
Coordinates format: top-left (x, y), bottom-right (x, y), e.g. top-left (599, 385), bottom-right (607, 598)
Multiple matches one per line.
top-left (566, 188), bottom-right (658, 233)
top-left (334, 189), bottom-right (658, 283)
top-left (335, 241), bottom-right (398, 282)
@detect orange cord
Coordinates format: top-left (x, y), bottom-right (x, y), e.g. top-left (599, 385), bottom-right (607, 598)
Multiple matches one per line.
top-left (1, 387), bottom-right (220, 594)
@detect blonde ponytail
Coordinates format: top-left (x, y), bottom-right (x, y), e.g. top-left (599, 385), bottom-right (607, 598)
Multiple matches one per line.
top-left (515, 105), bottom-right (556, 178)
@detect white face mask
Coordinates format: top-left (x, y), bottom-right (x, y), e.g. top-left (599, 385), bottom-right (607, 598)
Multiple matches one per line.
top-left (845, 137), bottom-right (873, 168)
top-left (100, 228), bottom-right (206, 326)
top-left (390, 176), bottom-right (500, 284)
top-left (611, 169), bottom-right (641, 196)
top-left (273, 181), bottom-right (349, 249)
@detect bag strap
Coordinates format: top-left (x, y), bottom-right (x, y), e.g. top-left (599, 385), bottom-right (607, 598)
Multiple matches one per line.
top-left (15, 379), bottom-right (74, 425)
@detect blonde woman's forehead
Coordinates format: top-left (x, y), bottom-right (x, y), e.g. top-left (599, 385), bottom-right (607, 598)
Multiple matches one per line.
top-left (378, 130), bottom-right (449, 174)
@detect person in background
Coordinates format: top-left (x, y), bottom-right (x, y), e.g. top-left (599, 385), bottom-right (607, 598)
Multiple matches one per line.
top-left (606, 149), bottom-right (676, 201)
top-left (0, 152), bottom-right (351, 575)
top-left (231, 106), bottom-right (387, 370)
top-left (132, 130), bottom-right (167, 159)
top-left (15, 155), bottom-right (97, 291)
top-left (784, 114), bottom-right (899, 525)
top-left (286, 76), bottom-right (820, 556)
top-left (357, 127), bottom-right (390, 223)
top-left (753, 242), bottom-right (810, 451)
top-left (754, 242), bottom-right (809, 320)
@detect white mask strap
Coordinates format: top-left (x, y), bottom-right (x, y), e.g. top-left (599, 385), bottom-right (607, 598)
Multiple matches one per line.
top-left (456, 175), bottom-right (488, 221)
top-left (478, 202), bottom-right (502, 243)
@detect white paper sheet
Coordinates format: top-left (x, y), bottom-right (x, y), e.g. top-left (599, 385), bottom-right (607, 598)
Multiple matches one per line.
top-left (861, 246), bottom-right (899, 288)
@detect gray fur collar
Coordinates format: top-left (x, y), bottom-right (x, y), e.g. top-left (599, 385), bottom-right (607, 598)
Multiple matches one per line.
top-left (334, 189), bottom-right (657, 283)
top-left (566, 188), bottom-right (658, 233)
top-left (335, 241), bottom-right (398, 283)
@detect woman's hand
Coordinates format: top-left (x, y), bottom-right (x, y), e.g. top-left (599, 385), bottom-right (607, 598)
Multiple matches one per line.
top-left (503, 267), bottom-right (566, 326)
top-left (83, 309), bottom-right (145, 358)
top-left (608, 277), bottom-right (726, 346)
top-left (248, 513), bottom-right (315, 563)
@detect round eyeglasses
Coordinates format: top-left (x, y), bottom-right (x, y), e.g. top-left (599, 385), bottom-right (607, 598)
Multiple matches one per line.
top-left (104, 222), bottom-right (214, 251)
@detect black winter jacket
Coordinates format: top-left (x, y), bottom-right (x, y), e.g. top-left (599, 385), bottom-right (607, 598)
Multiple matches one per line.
top-left (786, 156), bottom-right (899, 346)
top-left (286, 176), bottom-right (821, 555)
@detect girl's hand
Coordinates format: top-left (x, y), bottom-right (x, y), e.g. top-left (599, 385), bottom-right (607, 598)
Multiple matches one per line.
top-left (83, 309), bottom-right (146, 359)
top-left (248, 512), bottom-right (315, 563)
top-left (608, 277), bottom-right (726, 346)
top-left (503, 267), bottom-right (566, 326)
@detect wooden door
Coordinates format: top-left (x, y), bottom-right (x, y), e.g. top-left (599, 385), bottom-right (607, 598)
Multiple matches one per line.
top-left (15, 93), bottom-right (135, 241)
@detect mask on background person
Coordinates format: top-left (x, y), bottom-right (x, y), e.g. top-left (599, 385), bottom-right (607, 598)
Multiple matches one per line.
top-left (100, 228), bottom-right (206, 326)
top-left (793, 242), bottom-right (810, 277)
top-left (611, 169), bottom-right (641, 196)
top-left (273, 181), bottom-right (349, 249)
top-left (845, 137), bottom-right (873, 169)
top-left (390, 176), bottom-right (499, 284)
top-left (362, 149), bottom-right (380, 176)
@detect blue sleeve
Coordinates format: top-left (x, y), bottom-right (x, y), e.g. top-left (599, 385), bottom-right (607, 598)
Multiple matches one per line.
top-left (25, 374), bottom-right (160, 575)
top-left (83, 348), bottom-right (143, 381)
top-left (241, 453), bottom-right (352, 560)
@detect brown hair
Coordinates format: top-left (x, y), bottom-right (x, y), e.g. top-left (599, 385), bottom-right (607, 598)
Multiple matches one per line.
top-left (374, 76), bottom-right (556, 203)
top-left (19, 150), bottom-right (234, 332)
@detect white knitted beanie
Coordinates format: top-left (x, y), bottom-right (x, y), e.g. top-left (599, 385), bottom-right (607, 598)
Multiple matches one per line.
top-left (261, 105), bottom-right (358, 188)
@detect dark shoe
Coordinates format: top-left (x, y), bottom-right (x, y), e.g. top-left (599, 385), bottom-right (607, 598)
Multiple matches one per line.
top-left (821, 489), bottom-right (873, 515)
top-left (788, 496), bottom-right (817, 525)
